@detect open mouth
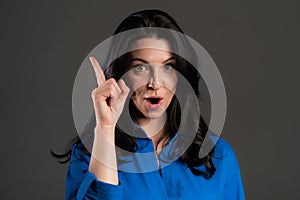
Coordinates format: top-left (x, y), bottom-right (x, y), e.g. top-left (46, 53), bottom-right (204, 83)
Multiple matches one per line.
top-left (145, 96), bottom-right (163, 108)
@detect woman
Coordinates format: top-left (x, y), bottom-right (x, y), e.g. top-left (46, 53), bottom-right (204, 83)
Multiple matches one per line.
top-left (55, 9), bottom-right (245, 199)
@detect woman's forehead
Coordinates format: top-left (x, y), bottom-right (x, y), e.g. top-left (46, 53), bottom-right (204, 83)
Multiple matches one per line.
top-left (130, 38), bottom-right (172, 52)
top-left (130, 48), bottom-right (175, 64)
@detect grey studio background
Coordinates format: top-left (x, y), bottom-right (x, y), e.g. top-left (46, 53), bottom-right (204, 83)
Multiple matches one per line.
top-left (1, 0), bottom-right (299, 199)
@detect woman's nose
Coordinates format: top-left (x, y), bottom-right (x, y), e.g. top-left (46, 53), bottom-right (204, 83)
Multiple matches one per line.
top-left (148, 79), bottom-right (162, 90)
top-left (148, 68), bottom-right (162, 90)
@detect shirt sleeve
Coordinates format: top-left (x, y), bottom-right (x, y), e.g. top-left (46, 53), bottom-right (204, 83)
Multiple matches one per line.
top-left (65, 143), bottom-right (123, 200)
top-left (223, 164), bottom-right (245, 200)
top-left (220, 140), bottom-right (246, 200)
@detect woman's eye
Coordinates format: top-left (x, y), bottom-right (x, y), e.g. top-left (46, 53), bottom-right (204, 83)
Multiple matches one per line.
top-left (163, 64), bottom-right (174, 71)
top-left (134, 64), bottom-right (148, 72)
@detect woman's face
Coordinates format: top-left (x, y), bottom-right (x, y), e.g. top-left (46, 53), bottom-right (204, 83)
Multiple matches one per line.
top-left (126, 38), bottom-right (178, 121)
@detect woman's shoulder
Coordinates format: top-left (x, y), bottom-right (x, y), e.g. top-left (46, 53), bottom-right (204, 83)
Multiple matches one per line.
top-left (210, 135), bottom-right (241, 174)
top-left (70, 141), bottom-right (91, 163)
top-left (203, 132), bottom-right (235, 158)
top-left (213, 137), bottom-right (236, 158)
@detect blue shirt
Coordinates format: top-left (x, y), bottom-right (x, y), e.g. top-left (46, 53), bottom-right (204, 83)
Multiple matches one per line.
top-left (65, 134), bottom-right (245, 200)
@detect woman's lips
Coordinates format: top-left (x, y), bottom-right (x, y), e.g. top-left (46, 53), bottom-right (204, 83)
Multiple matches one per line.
top-left (144, 96), bottom-right (164, 108)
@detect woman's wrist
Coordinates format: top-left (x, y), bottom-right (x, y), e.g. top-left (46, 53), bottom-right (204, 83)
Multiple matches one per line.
top-left (90, 125), bottom-right (118, 185)
top-left (94, 125), bottom-right (116, 142)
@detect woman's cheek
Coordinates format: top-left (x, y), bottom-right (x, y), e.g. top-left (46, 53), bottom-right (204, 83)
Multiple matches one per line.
top-left (164, 75), bottom-right (178, 93)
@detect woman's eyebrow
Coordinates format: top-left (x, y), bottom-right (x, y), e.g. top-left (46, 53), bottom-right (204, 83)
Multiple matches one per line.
top-left (162, 56), bottom-right (176, 63)
top-left (131, 56), bottom-right (176, 63)
top-left (131, 58), bottom-right (149, 63)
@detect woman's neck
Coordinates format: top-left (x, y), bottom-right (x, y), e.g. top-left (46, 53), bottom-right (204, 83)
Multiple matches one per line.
top-left (137, 112), bottom-right (167, 148)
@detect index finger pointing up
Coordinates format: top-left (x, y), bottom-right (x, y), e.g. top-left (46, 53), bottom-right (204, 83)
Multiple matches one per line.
top-left (89, 56), bottom-right (106, 86)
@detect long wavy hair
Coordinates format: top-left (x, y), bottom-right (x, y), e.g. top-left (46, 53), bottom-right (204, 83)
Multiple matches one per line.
top-left (52, 9), bottom-right (216, 179)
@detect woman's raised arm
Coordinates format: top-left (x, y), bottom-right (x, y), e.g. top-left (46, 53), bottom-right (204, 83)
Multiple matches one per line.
top-left (88, 56), bottom-right (130, 185)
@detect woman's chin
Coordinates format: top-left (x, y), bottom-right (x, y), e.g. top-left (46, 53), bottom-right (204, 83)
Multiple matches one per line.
top-left (142, 108), bottom-right (167, 119)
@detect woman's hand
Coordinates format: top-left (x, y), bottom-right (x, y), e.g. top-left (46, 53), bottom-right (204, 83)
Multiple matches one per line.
top-left (90, 56), bottom-right (130, 131)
